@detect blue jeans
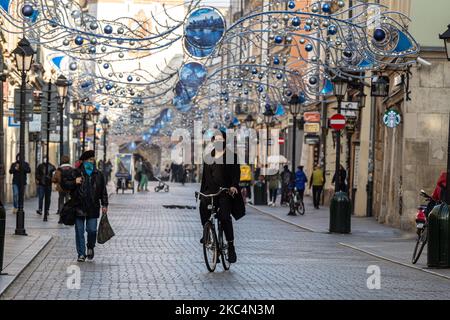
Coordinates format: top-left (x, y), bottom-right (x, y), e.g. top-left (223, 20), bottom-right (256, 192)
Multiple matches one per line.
top-left (12, 184), bottom-right (19, 209)
top-left (75, 217), bottom-right (98, 257)
top-left (37, 185), bottom-right (52, 213)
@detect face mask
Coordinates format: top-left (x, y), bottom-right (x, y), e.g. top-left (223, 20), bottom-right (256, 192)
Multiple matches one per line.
top-left (84, 162), bottom-right (94, 176)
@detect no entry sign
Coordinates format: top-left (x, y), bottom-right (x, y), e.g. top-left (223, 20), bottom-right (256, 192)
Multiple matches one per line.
top-left (330, 114), bottom-right (346, 130)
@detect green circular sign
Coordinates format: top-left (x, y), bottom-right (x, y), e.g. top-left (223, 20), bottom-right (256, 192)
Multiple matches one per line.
top-left (383, 109), bottom-right (401, 128)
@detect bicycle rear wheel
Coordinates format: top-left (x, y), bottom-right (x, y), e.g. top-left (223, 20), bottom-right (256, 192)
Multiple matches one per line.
top-left (203, 221), bottom-right (218, 272)
top-left (288, 196), bottom-right (296, 215)
top-left (412, 227), bottom-right (428, 264)
top-left (218, 224), bottom-right (231, 271)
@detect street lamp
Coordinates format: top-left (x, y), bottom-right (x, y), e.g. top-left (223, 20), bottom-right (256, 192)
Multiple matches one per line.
top-left (244, 114), bottom-right (255, 165)
top-left (55, 74), bottom-right (70, 163)
top-left (91, 109), bottom-right (100, 156)
top-left (331, 75), bottom-right (348, 193)
top-left (0, 54), bottom-right (7, 204)
top-left (12, 38), bottom-right (35, 236)
top-left (101, 116), bottom-right (110, 179)
top-left (288, 94), bottom-right (303, 175)
top-left (439, 24), bottom-right (450, 61)
top-left (263, 104), bottom-right (274, 167)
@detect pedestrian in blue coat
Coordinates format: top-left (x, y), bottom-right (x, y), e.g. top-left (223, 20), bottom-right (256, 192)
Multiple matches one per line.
top-left (295, 166), bottom-right (308, 202)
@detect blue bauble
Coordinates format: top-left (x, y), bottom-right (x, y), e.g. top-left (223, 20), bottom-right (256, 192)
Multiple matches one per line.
top-left (328, 25), bottom-right (338, 35)
top-left (343, 50), bottom-right (353, 58)
top-left (105, 84), bottom-right (112, 91)
top-left (104, 25), bottom-right (113, 34)
top-left (89, 46), bottom-right (96, 54)
top-left (288, 1), bottom-right (296, 9)
top-left (305, 44), bottom-right (313, 52)
top-left (291, 17), bottom-right (301, 27)
top-left (274, 36), bottom-right (283, 44)
top-left (49, 19), bottom-right (58, 28)
top-left (276, 73), bottom-right (283, 80)
top-left (298, 92), bottom-right (306, 104)
top-left (273, 57), bottom-right (280, 65)
top-left (103, 63), bottom-right (109, 69)
top-left (309, 77), bottom-right (318, 85)
top-left (322, 3), bottom-right (331, 13)
top-left (22, 4), bottom-right (34, 17)
top-left (304, 25), bottom-right (312, 32)
top-left (127, 76), bottom-right (133, 82)
top-left (284, 90), bottom-right (292, 97)
top-left (252, 68), bottom-right (258, 75)
top-left (74, 36), bottom-right (84, 46)
top-left (257, 86), bottom-right (264, 93)
top-left (373, 28), bottom-right (386, 42)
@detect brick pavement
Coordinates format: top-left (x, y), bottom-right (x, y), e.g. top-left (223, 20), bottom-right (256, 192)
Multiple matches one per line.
top-left (1, 183), bottom-right (450, 300)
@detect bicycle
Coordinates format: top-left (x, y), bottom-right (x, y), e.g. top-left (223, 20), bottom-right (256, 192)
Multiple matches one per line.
top-left (288, 187), bottom-right (305, 216)
top-left (195, 188), bottom-right (231, 272)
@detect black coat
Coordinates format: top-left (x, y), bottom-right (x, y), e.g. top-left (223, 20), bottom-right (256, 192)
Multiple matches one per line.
top-left (200, 151), bottom-right (245, 221)
top-left (61, 167), bottom-right (108, 219)
top-left (36, 163), bottom-right (56, 186)
top-left (9, 161), bottom-right (31, 185)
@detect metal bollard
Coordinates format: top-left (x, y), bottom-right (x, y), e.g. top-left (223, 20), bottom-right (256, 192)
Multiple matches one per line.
top-left (0, 200), bottom-right (5, 274)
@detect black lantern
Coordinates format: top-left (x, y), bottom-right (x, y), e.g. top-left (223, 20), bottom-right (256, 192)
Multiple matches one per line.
top-left (91, 109), bottom-right (100, 123)
top-left (244, 114), bottom-right (255, 128)
top-left (12, 38), bottom-right (35, 72)
top-left (439, 24), bottom-right (450, 61)
top-left (101, 116), bottom-right (110, 130)
top-left (263, 104), bottom-right (274, 124)
top-left (288, 94), bottom-right (302, 116)
top-left (371, 75), bottom-right (390, 97)
top-left (332, 76), bottom-right (349, 100)
top-left (55, 74), bottom-right (70, 102)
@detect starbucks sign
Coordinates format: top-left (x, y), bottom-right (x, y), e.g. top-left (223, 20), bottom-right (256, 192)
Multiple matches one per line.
top-left (383, 109), bottom-right (401, 128)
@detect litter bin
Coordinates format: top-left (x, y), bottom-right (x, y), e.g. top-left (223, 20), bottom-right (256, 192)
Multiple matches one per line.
top-left (0, 201), bottom-right (5, 273)
top-left (253, 181), bottom-right (267, 205)
top-left (427, 203), bottom-right (450, 268)
top-left (329, 192), bottom-right (351, 234)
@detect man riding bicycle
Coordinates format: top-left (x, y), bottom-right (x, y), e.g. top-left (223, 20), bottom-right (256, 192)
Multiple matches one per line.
top-left (199, 130), bottom-right (245, 263)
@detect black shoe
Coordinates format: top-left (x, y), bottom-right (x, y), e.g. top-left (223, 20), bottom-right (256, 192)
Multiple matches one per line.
top-left (77, 255), bottom-right (86, 262)
top-left (87, 248), bottom-right (94, 260)
top-left (36, 210), bottom-right (42, 215)
top-left (227, 243), bottom-right (237, 263)
top-left (43, 215), bottom-right (48, 222)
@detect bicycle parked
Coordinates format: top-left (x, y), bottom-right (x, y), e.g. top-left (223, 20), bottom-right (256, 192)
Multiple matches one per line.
top-left (412, 190), bottom-right (439, 264)
top-left (195, 188), bottom-right (232, 272)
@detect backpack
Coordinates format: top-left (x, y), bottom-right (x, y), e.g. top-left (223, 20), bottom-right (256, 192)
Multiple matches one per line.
top-left (59, 166), bottom-right (75, 192)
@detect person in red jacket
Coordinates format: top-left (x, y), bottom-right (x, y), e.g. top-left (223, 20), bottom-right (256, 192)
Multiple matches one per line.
top-left (432, 171), bottom-right (447, 202)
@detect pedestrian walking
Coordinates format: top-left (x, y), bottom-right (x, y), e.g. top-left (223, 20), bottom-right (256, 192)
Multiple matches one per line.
top-left (332, 164), bottom-right (347, 193)
top-left (295, 166), bottom-right (308, 202)
top-left (35, 158), bottom-right (56, 221)
top-left (52, 155), bottom-right (73, 223)
top-left (8, 154), bottom-right (31, 214)
top-left (105, 160), bottom-right (113, 184)
top-left (140, 160), bottom-right (150, 191)
top-left (267, 173), bottom-right (280, 207)
top-left (60, 150), bottom-right (108, 262)
top-left (280, 165), bottom-right (292, 206)
top-left (309, 165), bottom-right (325, 209)
top-left (136, 159), bottom-right (143, 192)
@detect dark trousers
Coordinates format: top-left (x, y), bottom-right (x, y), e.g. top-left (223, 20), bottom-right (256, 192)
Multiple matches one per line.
top-left (58, 191), bottom-right (69, 214)
top-left (200, 195), bottom-right (234, 242)
top-left (312, 186), bottom-right (323, 208)
top-left (269, 188), bottom-right (278, 204)
top-left (37, 185), bottom-right (52, 213)
top-left (281, 184), bottom-right (289, 204)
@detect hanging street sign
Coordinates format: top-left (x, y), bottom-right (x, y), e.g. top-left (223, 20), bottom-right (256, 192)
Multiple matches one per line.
top-left (330, 114), bottom-right (346, 131)
top-left (383, 109), bottom-right (401, 128)
top-left (304, 112), bottom-right (321, 123)
top-left (29, 114), bottom-right (42, 132)
top-left (305, 134), bottom-right (320, 145)
top-left (304, 122), bottom-right (321, 133)
top-left (341, 102), bottom-right (359, 118)
top-left (13, 89), bottom-right (34, 121)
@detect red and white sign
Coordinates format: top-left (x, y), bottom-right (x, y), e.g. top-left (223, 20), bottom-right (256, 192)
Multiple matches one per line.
top-left (330, 114), bottom-right (346, 131)
top-left (278, 137), bottom-right (285, 145)
top-left (304, 112), bottom-right (321, 123)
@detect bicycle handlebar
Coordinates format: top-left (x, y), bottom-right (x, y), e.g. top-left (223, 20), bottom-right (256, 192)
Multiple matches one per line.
top-left (195, 188), bottom-right (230, 200)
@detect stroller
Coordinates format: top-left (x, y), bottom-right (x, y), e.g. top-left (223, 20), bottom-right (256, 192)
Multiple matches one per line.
top-left (154, 176), bottom-right (169, 192)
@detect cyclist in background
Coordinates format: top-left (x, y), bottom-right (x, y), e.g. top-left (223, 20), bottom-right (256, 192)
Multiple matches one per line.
top-left (295, 166), bottom-right (308, 204)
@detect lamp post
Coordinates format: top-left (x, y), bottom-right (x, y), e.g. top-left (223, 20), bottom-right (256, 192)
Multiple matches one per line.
top-left (288, 94), bottom-right (302, 175)
top-left (55, 74), bottom-right (69, 163)
top-left (91, 109), bottom-right (100, 156)
top-left (244, 114), bottom-right (255, 165)
top-left (367, 75), bottom-right (390, 217)
top-left (12, 38), bottom-right (35, 236)
top-left (331, 76), bottom-right (348, 193)
top-left (440, 25), bottom-right (450, 203)
top-left (101, 116), bottom-right (110, 178)
top-left (263, 104), bottom-right (274, 168)
top-left (0, 55), bottom-right (7, 203)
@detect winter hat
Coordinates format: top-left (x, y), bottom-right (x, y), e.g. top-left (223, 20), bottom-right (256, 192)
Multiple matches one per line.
top-left (79, 150), bottom-right (95, 161)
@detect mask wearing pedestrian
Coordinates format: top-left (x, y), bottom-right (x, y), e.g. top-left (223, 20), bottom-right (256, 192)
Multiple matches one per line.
top-left (84, 161), bottom-right (94, 176)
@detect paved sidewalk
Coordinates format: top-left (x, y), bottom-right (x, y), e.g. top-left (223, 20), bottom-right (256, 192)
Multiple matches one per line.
top-left (249, 196), bottom-right (450, 279)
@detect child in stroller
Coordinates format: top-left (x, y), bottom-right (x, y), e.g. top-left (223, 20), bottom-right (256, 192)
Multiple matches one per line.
top-left (154, 176), bottom-right (169, 192)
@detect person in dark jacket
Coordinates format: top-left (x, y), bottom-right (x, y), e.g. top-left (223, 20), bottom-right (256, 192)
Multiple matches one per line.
top-left (61, 150), bottom-right (108, 262)
top-left (199, 130), bottom-right (245, 263)
top-left (280, 165), bottom-right (292, 206)
top-left (9, 154), bottom-right (31, 214)
top-left (52, 155), bottom-right (73, 223)
top-left (35, 158), bottom-right (56, 221)
top-left (332, 164), bottom-right (348, 193)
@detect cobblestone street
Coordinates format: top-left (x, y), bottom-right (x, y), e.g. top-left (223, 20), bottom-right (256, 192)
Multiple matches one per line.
top-left (1, 183), bottom-right (450, 300)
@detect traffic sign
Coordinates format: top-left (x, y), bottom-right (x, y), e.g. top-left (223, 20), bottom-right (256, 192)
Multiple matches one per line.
top-left (278, 137), bottom-right (285, 145)
top-left (304, 112), bottom-right (321, 123)
top-left (330, 114), bottom-right (346, 131)
top-left (304, 122), bottom-right (320, 133)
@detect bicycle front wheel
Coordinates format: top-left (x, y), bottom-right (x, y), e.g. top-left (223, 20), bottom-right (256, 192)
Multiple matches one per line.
top-left (218, 224), bottom-right (231, 271)
top-left (203, 221), bottom-right (218, 272)
top-left (412, 227), bottom-right (428, 264)
top-left (297, 201), bottom-right (305, 215)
